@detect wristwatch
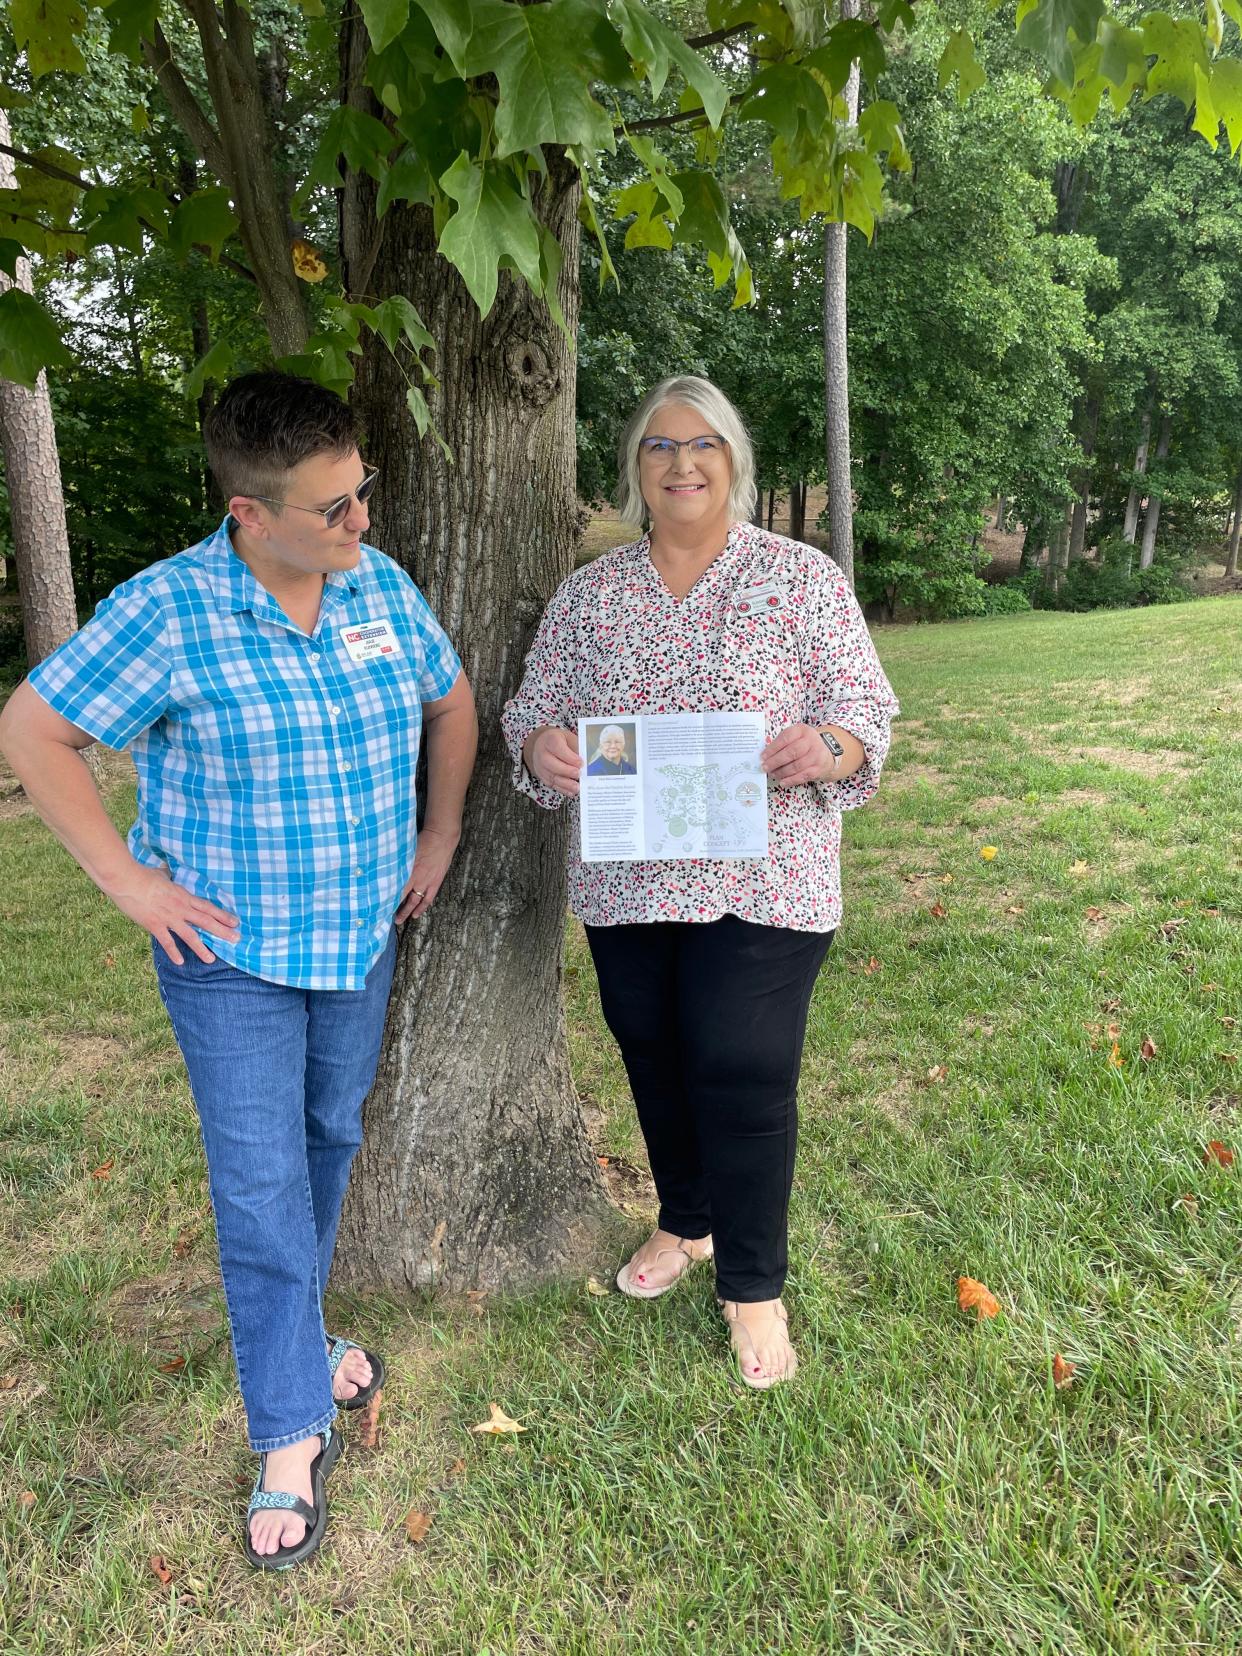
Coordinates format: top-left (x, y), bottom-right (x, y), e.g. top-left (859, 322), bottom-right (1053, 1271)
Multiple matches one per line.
top-left (819, 730), bottom-right (844, 759)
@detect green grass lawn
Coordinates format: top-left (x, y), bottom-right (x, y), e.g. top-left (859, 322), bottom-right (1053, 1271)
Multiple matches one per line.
top-left (1, 599), bottom-right (1240, 1653)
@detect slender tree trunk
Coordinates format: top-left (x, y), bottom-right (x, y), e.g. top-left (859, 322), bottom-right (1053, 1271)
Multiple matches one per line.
top-left (1225, 459), bottom-right (1242, 578)
top-left (336, 32), bottom-right (611, 1291)
top-left (0, 112), bottom-right (78, 665)
top-left (1122, 400), bottom-right (1152, 545)
top-left (994, 494), bottom-right (1007, 531)
top-left (1068, 396), bottom-right (1100, 564)
top-left (789, 479), bottom-right (806, 540)
top-left (1139, 414), bottom-right (1172, 570)
top-left (766, 487), bottom-right (774, 530)
top-left (822, 0), bottom-right (860, 588)
top-left (1048, 501), bottom-right (1072, 591)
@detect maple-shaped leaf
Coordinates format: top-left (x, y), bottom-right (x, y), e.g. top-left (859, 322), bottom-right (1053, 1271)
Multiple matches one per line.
top-left (1140, 1037), bottom-right (1158, 1061)
top-left (1204, 1141), bottom-right (1235, 1168)
top-left (403, 1509), bottom-right (433, 1544)
top-left (471, 1402), bottom-right (527, 1435)
top-left (437, 154), bottom-right (542, 317)
top-left (956, 1276), bottom-right (1001, 1319)
top-left (1052, 1353), bottom-right (1076, 1390)
top-left (90, 1157), bottom-right (114, 1179)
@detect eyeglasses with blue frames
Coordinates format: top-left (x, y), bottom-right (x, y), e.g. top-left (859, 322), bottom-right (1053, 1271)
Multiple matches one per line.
top-left (247, 465), bottom-right (379, 529)
top-left (638, 434), bottom-right (728, 459)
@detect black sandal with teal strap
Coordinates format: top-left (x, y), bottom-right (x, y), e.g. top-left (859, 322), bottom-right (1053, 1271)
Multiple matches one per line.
top-left (243, 1425), bottom-right (342, 1572)
top-left (327, 1334), bottom-right (386, 1410)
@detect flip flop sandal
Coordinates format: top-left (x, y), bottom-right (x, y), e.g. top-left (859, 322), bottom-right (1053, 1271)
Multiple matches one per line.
top-left (616, 1235), bottom-right (714, 1299)
top-left (327, 1334), bottom-right (387, 1410)
top-left (720, 1299), bottom-right (798, 1391)
top-left (244, 1425), bottom-right (342, 1572)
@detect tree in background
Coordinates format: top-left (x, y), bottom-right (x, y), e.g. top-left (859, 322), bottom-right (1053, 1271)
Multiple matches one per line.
top-left (3, 0), bottom-right (1241, 1287)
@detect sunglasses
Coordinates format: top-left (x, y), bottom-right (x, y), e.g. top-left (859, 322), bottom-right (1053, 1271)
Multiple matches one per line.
top-left (249, 465), bottom-right (379, 529)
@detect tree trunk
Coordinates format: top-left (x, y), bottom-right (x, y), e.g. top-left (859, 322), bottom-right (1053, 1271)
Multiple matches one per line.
top-left (1122, 401), bottom-right (1152, 545)
top-left (822, 0), bottom-right (860, 588)
top-left (789, 479), bottom-right (806, 540)
top-left (1068, 396), bottom-right (1100, 564)
top-left (336, 37), bottom-right (611, 1291)
top-left (766, 486), bottom-right (774, 530)
top-left (994, 494), bottom-right (1006, 531)
top-left (1048, 501), bottom-right (1072, 591)
top-left (0, 112), bottom-right (78, 666)
top-left (1225, 459), bottom-right (1242, 578)
top-left (1139, 414), bottom-right (1172, 570)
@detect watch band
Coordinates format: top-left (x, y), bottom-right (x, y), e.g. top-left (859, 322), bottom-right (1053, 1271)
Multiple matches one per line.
top-left (819, 730), bottom-right (844, 758)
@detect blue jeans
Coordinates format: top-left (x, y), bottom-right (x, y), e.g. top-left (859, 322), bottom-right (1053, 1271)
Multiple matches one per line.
top-left (153, 929), bottom-right (398, 1451)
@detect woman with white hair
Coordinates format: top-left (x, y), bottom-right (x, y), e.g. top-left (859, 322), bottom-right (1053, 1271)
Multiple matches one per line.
top-left (502, 376), bottom-right (898, 1389)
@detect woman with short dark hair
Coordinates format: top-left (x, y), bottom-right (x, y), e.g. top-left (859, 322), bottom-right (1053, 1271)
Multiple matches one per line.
top-left (503, 376), bottom-right (897, 1388)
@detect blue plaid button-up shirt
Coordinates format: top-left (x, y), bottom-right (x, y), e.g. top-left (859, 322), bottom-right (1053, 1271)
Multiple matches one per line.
top-left (29, 518), bottom-right (461, 989)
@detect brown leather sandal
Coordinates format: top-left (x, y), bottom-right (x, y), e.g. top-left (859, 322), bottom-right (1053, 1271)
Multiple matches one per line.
top-left (615, 1231), bottom-right (714, 1299)
top-left (720, 1299), bottom-right (797, 1390)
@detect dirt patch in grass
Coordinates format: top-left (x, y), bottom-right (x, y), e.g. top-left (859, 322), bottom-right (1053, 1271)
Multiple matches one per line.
top-left (1207, 1091), bottom-right (1239, 1124)
top-left (1052, 787), bottom-right (1113, 808)
top-left (1073, 745), bottom-right (1191, 781)
top-left (884, 764), bottom-right (953, 790)
top-left (50, 1032), bottom-right (129, 1077)
top-left (869, 1079), bottom-right (922, 1129)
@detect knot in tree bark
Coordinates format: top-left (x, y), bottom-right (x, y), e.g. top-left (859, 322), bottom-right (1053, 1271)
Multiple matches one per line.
top-left (504, 337), bottom-right (558, 408)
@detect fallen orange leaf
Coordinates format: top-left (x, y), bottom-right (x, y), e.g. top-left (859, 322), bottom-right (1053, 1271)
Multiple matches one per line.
top-left (1204, 1141), bottom-right (1235, 1168)
top-left (956, 1277), bottom-right (1001, 1319)
top-left (1051, 1353), bottom-right (1076, 1390)
top-left (1084, 906), bottom-right (1104, 922)
top-left (403, 1509), bottom-right (433, 1544)
top-left (1107, 1042), bottom-right (1124, 1068)
top-left (0, 1374), bottom-right (16, 1391)
top-left (358, 1389), bottom-right (383, 1449)
top-left (158, 1355), bottom-right (185, 1374)
top-left (471, 1403), bottom-right (526, 1435)
top-left (928, 901), bottom-right (948, 919)
top-left (1140, 1037), bottom-right (1158, 1061)
top-left (90, 1158), bottom-right (114, 1180)
top-left (862, 956), bottom-right (881, 975)
top-left (148, 1554), bottom-right (174, 1585)
top-left (596, 1156), bottom-right (610, 1167)
top-left (18, 1490), bottom-right (36, 1511)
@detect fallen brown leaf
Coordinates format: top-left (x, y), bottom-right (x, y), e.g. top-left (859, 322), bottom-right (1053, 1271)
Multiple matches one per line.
top-left (1005, 903), bottom-right (1025, 915)
top-left (1178, 1193), bottom-right (1200, 1219)
top-left (956, 1276), bottom-right (1001, 1320)
top-left (358, 1389), bottom-right (383, 1449)
top-left (1160, 918), bottom-right (1188, 939)
top-left (403, 1509), bottom-right (433, 1545)
top-left (1051, 1353), bottom-right (1076, 1390)
top-left (471, 1402), bottom-right (526, 1435)
top-left (1140, 1037), bottom-right (1158, 1061)
top-left (103, 951), bottom-right (116, 969)
top-left (445, 1458), bottom-right (466, 1481)
top-left (1084, 906), bottom-right (1104, 922)
top-left (1068, 860), bottom-right (1090, 876)
top-left (148, 1555), bottom-right (174, 1586)
top-left (585, 1277), bottom-right (610, 1297)
top-left (1218, 1052), bottom-right (1238, 1064)
top-left (928, 901), bottom-right (948, 919)
top-left (1221, 1017), bottom-right (1238, 1030)
top-left (926, 1064), bottom-right (949, 1083)
top-left (1204, 1141), bottom-right (1235, 1168)
top-left (158, 1355), bottom-right (185, 1374)
top-left (18, 1491), bottom-right (36, 1510)
top-left (90, 1158), bottom-right (114, 1180)
top-left (596, 1156), bottom-right (610, 1167)
top-left (1106, 1022), bottom-right (1121, 1040)
top-left (862, 956), bottom-right (881, 975)
top-left (0, 1374), bottom-right (17, 1391)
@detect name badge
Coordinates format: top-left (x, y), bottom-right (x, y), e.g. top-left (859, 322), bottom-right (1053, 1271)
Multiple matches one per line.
top-left (340, 618), bottom-right (404, 662)
top-left (732, 582), bottom-right (787, 616)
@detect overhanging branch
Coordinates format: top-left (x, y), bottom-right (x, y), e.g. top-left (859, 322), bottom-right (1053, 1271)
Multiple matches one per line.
top-left (143, 24), bottom-right (229, 182)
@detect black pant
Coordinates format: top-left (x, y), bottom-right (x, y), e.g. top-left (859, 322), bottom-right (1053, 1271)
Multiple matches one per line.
top-left (585, 916), bottom-right (834, 1302)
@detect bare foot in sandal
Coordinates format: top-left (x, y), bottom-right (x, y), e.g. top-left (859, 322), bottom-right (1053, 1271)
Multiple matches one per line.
top-left (721, 1299), bottom-right (797, 1389)
top-left (616, 1229), bottom-right (713, 1299)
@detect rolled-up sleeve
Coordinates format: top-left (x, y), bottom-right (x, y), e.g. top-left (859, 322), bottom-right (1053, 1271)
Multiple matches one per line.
top-left (27, 583), bottom-right (170, 749)
top-left (500, 581), bottom-right (580, 811)
top-left (801, 560), bottom-right (899, 811)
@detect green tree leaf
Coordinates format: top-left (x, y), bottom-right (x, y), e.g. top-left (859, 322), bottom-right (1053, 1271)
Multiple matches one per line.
top-left (1141, 15), bottom-right (1211, 111)
top-left (937, 29), bottom-right (987, 106)
top-left (612, 0), bottom-right (730, 129)
top-left (377, 147), bottom-right (435, 216)
top-left (304, 105), bottom-right (396, 192)
top-left (360, 0), bottom-right (410, 55)
top-left (82, 185), bottom-right (169, 252)
top-left (101, 0), bottom-right (158, 63)
top-left (415, 0), bottom-right (631, 157)
top-left (370, 293), bottom-right (436, 354)
top-left (437, 152), bottom-right (543, 315)
top-left (168, 189), bottom-right (238, 261)
top-left (184, 338), bottom-right (234, 400)
top-left (0, 288), bottom-right (71, 385)
top-left (1016, 0), bottom-right (1105, 87)
top-left (10, 0), bottom-right (87, 77)
top-left (1212, 57), bottom-right (1242, 156)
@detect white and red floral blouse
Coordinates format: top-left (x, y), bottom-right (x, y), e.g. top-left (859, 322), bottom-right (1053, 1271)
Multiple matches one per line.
top-left (501, 522), bottom-right (899, 932)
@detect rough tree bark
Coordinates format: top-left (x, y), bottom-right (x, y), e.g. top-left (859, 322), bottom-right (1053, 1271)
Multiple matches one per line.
top-left (788, 479), bottom-right (807, 541)
top-left (0, 111), bottom-right (78, 665)
top-left (1122, 399), bottom-right (1152, 545)
top-left (334, 31), bottom-right (612, 1291)
top-left (1138, 413), bottom-right (1172, 570)
top-left (822, 0), bottom-right (860, 588)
